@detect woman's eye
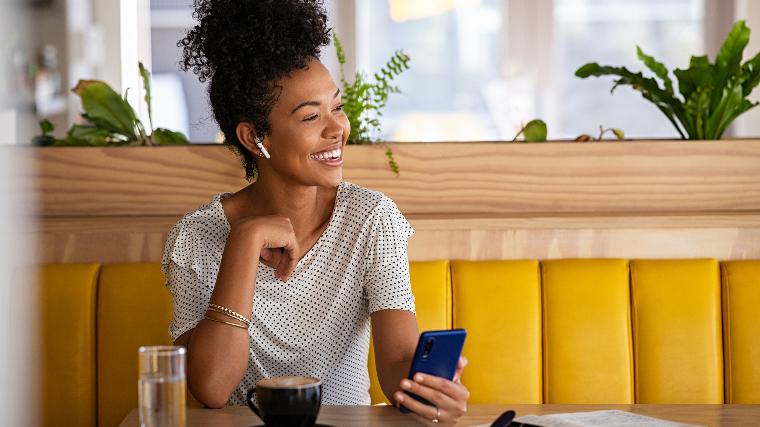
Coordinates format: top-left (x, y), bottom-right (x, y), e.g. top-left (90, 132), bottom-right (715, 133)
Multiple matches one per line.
top-left (333, 103), bottom-right (344, 111)
top-left (303, 114), bottom-right (318, 122)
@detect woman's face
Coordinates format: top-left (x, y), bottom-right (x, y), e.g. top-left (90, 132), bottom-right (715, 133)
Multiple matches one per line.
top-left (259, 58), bottom-right (350, 188)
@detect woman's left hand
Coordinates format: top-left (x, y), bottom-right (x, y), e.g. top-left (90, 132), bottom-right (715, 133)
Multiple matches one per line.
top-left (394, 356), bottom-right (470, 426)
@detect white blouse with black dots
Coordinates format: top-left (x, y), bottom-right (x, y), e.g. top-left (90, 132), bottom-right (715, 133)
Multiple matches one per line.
top-left (160, 181), bottom-right (416, 406)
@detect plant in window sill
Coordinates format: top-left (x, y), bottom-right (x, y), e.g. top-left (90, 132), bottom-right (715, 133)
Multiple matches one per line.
top-left (575, 20), bottom-right (760, 140)
top-left (512, 119), bottom-right (548, 142)
top-left (574, 126), bottom-right (626, 142)
top-left (333, 33), bottom-right (410, 176)
top-left (32, 62), bottom-right (188, 147)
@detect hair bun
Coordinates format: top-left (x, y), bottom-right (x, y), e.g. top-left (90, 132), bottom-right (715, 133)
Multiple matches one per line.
top-left (179, 0), bottom-right (330, 82)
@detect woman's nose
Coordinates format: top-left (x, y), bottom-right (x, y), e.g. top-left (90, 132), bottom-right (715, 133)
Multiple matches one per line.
top-left (323, 112), bottom-right (345, 140)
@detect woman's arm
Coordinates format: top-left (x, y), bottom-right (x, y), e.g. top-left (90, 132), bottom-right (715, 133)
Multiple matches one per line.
top-left (372, 310), bottom-right (470, 426)
top-left (174, 216), bottom-right (299, 408)
top-left (370, 309), bottom-right (419, 402)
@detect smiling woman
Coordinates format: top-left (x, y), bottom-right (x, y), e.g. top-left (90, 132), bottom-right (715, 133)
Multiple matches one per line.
top-left (163, 0), bottom-right (470, 424)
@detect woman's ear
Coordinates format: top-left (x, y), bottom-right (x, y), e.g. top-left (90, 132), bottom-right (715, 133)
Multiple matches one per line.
top-left (236, 122), bottom-right (268, 158)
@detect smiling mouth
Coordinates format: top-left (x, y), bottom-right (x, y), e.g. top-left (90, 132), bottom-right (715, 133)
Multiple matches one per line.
top-left (310, 147), bottom-right (342, 162)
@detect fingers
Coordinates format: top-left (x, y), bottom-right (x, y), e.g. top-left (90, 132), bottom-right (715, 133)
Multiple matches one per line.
top-left (398, 377), bottom-right (463, 416)
top-left (275, 255), bottom-right (297, 282)
top-left (409, 372), bottom-right (470, 402)
top-left (453, 355), bottom-right (468, 383)
top-left (393, 390), bottom-right (441, 422)
top-left (260, 248), bottom-right (284, 269)
top-left (275, 241), bottom-right (299, 282)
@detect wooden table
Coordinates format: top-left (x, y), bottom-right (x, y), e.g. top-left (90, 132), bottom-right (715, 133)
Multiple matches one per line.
top-left (118, 404), bottom-right (760, 426)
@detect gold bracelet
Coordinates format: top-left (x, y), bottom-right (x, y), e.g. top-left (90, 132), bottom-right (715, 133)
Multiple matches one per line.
top-left (208, 303), bottom-right (251, 324)
top-left (203, 315), bottom-right (248, 330)
top-left (207, 306), bottom-right (250, 326)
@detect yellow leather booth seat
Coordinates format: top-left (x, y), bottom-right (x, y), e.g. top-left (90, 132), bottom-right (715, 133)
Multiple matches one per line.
top-left (540, 259), bottom-right (633, 403)
top-left (39, 264), bottom-right (100, 427)
top-left (37, 259), bottom-right (760, 426)
top-left (721, 261), bottom-right (760, 403)
top-left (451, 260), bottom-right (542, 404)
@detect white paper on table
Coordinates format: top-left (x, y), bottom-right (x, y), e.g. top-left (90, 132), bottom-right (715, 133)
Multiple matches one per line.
top-left (471, 409), bottom-right (703, 427)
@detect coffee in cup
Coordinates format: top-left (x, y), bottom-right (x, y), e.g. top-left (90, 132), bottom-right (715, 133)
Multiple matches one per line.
top-left (246, 376), bottom-right (322, 427)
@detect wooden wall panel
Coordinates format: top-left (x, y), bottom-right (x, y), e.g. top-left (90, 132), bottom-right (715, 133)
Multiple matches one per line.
top-left (36, 214), bottom-right (760, 264)
top-left (26, 140), bottom-right (760, 217)
top-left (26, 141), bottom-right (760, 263)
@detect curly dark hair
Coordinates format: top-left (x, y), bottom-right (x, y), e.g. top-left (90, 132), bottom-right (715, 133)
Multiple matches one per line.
top-left (178, 0), bottom-right (331, 180)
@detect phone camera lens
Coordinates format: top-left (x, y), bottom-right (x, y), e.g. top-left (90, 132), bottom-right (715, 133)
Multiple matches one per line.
top-left (422, 339), bottom-right (434, 359)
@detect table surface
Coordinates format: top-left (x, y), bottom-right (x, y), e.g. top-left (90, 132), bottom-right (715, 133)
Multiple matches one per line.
top-left (118, 404), bottom-right (760, 426)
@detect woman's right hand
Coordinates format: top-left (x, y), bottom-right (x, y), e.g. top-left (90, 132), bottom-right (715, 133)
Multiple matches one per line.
top-left (232, 216), bottom-right (299, 282)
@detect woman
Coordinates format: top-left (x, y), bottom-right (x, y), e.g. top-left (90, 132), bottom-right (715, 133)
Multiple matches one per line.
top-left (162, 0), bottom-right (470, 424)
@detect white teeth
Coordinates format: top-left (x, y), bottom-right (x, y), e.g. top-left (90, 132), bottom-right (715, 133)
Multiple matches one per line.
top-left (311, 148), bottom-right (342, 161)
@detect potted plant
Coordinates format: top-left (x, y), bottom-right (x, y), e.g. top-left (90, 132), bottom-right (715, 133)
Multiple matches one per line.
top-left (33, 62), bottom-right (188, 146)
top-left (333, 34), bottom-right (410, 175)
top-left (575, 20), bottom-right (760, 140)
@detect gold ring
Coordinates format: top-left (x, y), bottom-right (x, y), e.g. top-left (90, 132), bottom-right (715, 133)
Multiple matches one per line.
top-left (432, 406), bottom-right (440, 423)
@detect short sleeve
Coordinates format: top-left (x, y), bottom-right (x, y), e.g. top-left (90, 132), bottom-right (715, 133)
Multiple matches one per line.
top-left (163, 261), bottom-right (213, 340)
top-left (363, 197), bottom-right (416, 314)
top-left (160, 218), bottom-right (222, 341)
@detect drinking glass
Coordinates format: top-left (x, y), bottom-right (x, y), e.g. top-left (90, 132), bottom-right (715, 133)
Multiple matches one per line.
top-left (138, 346), bottom-right (186, 427)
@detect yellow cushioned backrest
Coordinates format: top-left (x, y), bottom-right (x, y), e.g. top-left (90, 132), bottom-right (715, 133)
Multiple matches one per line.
top-left (39, 264), bottom-right (100, 427)
top-left (451, 260), bottom-right (541, 403)
top-left (541, 259), bottom-right (633, 403)
top-left (97, 263), bottom-right (173, 427)
top-left (721, 261), bottom-right (760, 403)
top-left (368, 260), bottom-right (451, 404)
top-left (630, 259), bottom-right (723, 403)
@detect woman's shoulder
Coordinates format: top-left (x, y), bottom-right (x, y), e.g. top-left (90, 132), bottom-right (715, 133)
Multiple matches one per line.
top-left (337, 181), bottom-right (410, 234)
top-left (338, 181), bottom-right (397, 217)
top-left (173, 192), bottom-right (232, 232)
top-left (161, 193), bottom-right (232, 270)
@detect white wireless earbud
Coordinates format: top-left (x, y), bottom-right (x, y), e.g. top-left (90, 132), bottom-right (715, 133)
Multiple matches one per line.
top-left (254, 136), bottom-right (271, 159)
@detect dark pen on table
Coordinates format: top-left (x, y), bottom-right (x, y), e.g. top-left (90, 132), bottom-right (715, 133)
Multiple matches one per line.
top-left (490, 410), bottom-right (543, 427)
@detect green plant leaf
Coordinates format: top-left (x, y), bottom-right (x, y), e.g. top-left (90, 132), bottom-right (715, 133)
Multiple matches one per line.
top-left (712, 21), bottom-right (750, 111)
top-left (716, 20), bottom-right (750, 75)
top-left (39, 119), bottom-right (54, 135)
top-left (576, 63), bottom-right (689, 138)
top-left (333, 33), bottom-right (346, 67)
top-left (67, 124), bottom-right (113, 145)
top-left (705, 83), bottom-right (743, 139)
top-left (151, 128), bottom-right (188, 145)
top-left (139, 62), bottom-right (154, 131)
top-left (684, 87), bottom-right (712, 140)
top-left (385, 146), bottom-right (399, 176)
top-left (714, 96), bottom-right (757, 140)
top-left (523, 119), bottom-right (547, 142)
top-left (72, 79), bottom-right (139, 138)
top-left (741, 50), bottom-right (760, 96)
top-left (637, 46), bottom-right (673, 94)
top-left (673, 55), bottom-right (713, 101)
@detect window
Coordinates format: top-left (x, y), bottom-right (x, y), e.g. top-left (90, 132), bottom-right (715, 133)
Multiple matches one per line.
top-left (357, 0), bottom-right (708, 140)
top-left (555, 0), bottom-right (704, 138)
top-left (147, 0), bottom-right (741, 142)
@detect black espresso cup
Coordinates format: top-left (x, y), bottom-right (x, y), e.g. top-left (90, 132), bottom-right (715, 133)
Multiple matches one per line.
top-left (246, 376), bottom-right (322, 427)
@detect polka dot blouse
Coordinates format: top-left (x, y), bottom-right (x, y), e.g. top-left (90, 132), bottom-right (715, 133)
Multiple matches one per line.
top-left (160, 181), bottom-right (416, 406)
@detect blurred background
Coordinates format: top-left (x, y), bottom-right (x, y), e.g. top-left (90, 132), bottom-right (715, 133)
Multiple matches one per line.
top-left (5, 0), bottom-right (759, 146)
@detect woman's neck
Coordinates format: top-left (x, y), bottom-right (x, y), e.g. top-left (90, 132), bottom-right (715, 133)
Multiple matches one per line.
top-left (241, 175), bottom-right (337, 242)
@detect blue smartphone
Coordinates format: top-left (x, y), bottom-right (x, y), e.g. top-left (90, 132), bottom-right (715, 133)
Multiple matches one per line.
top-left (399, 329), bottom-right (466, 413)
